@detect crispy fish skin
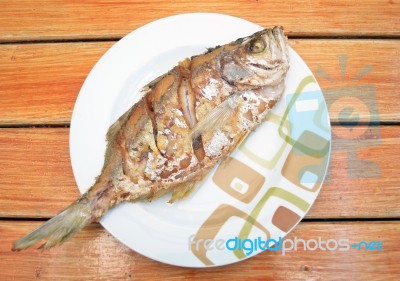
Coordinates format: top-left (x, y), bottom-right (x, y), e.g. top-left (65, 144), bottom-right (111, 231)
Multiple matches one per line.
top-left (13, 26), bottom-right (290, 251)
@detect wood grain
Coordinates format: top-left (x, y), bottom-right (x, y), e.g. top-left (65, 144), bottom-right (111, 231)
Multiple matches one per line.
top-left (307, 125), bottom-right (400, 218)
top-left (0, 42), bottom-right (114, 125)
top-left (0, 128), bottom-right (77, 218)
top-left (0, 1), bottom-right (398, 279)
top-left (0, 40), bottom-right (399, 125)
top-left (1, 0), bottom-right (399, 42)
top-left (0, 126), bottom-right (398, 219)
top-left (1, 221), bottom-right (398, 280)
top-left (292, 39), bottom-right (400, 123)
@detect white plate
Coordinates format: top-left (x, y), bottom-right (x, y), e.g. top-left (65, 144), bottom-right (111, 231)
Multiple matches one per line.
top-left (70, 13), bottom-right (331, 267)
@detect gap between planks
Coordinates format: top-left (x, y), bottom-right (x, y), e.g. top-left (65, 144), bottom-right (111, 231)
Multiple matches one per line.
top-left (0, 36), bottom-right (399, 45)
top-left (1, 122), bottom-right (399, 129)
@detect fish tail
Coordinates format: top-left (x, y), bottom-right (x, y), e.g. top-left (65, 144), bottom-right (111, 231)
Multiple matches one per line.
top-left (12, 196), bottom-right (93, 251)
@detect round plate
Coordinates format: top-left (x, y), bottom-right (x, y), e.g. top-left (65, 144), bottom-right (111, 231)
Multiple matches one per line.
top-left (70, 13), bottom-right (331, 267)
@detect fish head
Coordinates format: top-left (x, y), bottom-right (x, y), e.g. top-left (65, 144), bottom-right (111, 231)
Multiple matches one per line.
top-left (220, 26), bottom-right (290, 88)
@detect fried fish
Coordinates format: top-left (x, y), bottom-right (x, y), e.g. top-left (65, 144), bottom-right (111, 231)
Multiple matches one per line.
top-left (13, 26), bottom-right (290, 250)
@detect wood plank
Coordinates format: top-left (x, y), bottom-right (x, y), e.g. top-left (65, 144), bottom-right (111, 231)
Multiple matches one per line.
top-left (0, 128), bottom-right (77, 218)
top-left (307, 125), bottom-right (400, 218)
top-left (1, 0), bottom-right (399, 42)
top-left (0, 42), bottom-right (114, 125)
top-left (0, 40), bottom-right (398, 125)
top-left (292, 39), bottom-right (400, 123)
top-left (0, 126), bottom-right (398, 219)
top-left (1, 221), bottom-right (398, 280)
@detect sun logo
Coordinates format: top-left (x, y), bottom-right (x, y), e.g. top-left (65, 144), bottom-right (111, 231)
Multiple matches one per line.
top-left (316, 54), bottom-right (381, 178)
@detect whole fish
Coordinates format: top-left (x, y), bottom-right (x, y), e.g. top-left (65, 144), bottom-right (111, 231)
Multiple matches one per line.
top-left (13, 26), bottom-right (290, 250)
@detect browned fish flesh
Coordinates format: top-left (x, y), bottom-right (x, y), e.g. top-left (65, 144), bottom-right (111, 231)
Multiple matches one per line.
top-left (13, 26), bottom-right (290, 250)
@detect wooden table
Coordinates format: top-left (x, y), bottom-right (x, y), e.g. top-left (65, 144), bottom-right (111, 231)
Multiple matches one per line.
top-left (1, 1), bottom-right (399, 280)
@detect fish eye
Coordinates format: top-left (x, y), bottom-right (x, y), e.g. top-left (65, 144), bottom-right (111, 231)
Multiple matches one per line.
top-left (247, 38), bottom-right (266, 54)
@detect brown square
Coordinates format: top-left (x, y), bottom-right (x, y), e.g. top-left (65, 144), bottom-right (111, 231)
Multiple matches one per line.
top-left (213, 157), bottom-right (265, 203)
top-left (272, 206), bottom-right (301, 232)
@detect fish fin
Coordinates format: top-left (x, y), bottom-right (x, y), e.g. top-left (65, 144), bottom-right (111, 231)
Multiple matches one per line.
top-left (168, 182), bottom-right (198, 203)
top-left (216, 132), bottom-right (250, 170)
top-left (104, 109), bottom-right (132, 164)
top-left (145, 187), bottom-right (170, 202)
top-left (190, 95), bottom-right (238, 139)
top-left (106, 119), bottom-right (122, 145)
top-left (12, 198), bottom-right (92, 251)
top-left (106, 108), bottom-right (133, 144)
